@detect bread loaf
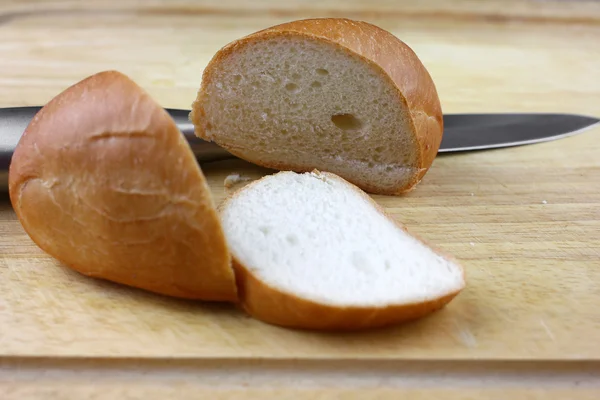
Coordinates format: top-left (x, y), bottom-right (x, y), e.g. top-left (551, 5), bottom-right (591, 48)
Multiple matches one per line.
top-left (8, 70), bottom-right (237, 301)
top-left (191, 18), bottom-right (443, 195)
top-left (219, 170), bottom-right (465, 330)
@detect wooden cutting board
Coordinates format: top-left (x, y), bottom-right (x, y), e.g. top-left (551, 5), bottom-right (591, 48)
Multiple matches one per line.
top-left (1, 0), bottom-right (600, 398)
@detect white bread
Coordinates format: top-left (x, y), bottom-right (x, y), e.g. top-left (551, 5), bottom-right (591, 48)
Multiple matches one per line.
top-left (8, 70), bottom-right (237, 301)
top-left (220, 170), bottom-right (465, 330)
top-left (191, 18), bottom-right (444, 196)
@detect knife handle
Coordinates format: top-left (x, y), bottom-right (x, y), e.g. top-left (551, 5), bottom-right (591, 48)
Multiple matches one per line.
top-left (0, 107), bottom-right (234, 192)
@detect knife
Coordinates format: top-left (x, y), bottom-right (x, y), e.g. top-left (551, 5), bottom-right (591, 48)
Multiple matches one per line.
top-left (1, 106), bottom-right (598, 192)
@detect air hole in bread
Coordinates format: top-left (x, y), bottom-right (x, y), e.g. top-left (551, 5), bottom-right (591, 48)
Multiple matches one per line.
top-left (331, 114), bottom-right (363, 131)
top-left (292, 73), bottom-right (301, 80)
top-left (233, 74), bottom-right (242, 84)
top-left (316, 68), bottom-right (329, 76)
top-left (351, 251), bottom-right (370, 272)
top-left (286, 234), bottom-right (299, 246)
top-left (310, 81), bottom-right (322, 88)
top-left (285, 82), bottom-right (299, 93)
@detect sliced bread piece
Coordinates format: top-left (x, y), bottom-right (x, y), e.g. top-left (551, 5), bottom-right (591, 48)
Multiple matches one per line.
top-left (220, 170), bottom-right (465, 330)
top-left (191, 18), bottom-right (444, 196)
top-left (9, 70), bottom-right (237, 301)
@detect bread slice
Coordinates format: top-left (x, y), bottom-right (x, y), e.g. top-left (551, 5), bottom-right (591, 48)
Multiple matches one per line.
top-left (220, 170), bottom-right (465, 330)
top-left (191, 18), bottom-right (444, 196)
top-left (8, 70), bottom-right (237, 301)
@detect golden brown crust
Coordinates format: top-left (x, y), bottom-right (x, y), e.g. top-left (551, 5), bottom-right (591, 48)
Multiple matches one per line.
top-left (220, 170), bottom-right (465, 331)
top-left (233, 259), bottom-right (461, 331)
top-left (191, 18), bottom-right (444, 196)
top-left (9, 70), bottom-right (237, 301)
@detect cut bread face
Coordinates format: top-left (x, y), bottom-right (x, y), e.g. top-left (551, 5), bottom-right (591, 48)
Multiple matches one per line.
top-left (8, 70), bottom-right (237, 301)
top-left (192, 18), bottom-right (444, 195)
top-left (220, 171), bottom-right (465, 330)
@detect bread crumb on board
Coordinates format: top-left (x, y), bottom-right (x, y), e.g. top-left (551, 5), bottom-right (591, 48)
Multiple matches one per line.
top-left (224, 173), bottom-right (252, 188)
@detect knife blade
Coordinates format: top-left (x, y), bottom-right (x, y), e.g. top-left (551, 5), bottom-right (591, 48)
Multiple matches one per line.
top-left (440, 113), bottom-right (599, 153)
top-left (1, 106), bottom-right (598, 192)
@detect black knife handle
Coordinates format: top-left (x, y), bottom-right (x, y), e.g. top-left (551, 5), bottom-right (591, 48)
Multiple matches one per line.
top-left (0, 107), bottom-right (234, 192)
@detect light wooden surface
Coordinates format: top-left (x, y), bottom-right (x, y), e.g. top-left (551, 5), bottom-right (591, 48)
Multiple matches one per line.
top-left (1, 0), bottom-right (600, 398)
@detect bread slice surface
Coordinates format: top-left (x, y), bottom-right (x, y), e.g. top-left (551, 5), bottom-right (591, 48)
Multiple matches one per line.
top-left (191, 18), bottom-right (444, 195)
top-left (9, 70), bottom-right (237, 301)
top-left (220, 170), bottom-right (465, 330)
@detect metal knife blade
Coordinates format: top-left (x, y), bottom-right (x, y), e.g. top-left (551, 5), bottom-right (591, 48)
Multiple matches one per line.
top-left (1, 106), bottom-right (598, 192)
top-left (439, 113), bottom-right (599, 153)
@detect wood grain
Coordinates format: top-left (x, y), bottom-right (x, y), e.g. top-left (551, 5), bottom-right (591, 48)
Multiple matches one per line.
top-left (1, 0), bottom-right (600, 398)
top-left (2, 358), bottom-right (600, 399)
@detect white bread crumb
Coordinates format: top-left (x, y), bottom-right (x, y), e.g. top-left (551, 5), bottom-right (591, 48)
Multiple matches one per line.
top-left (221, 171), bottom-right (465, 307)
top-left (224, 173), bottom-right (251, 188)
